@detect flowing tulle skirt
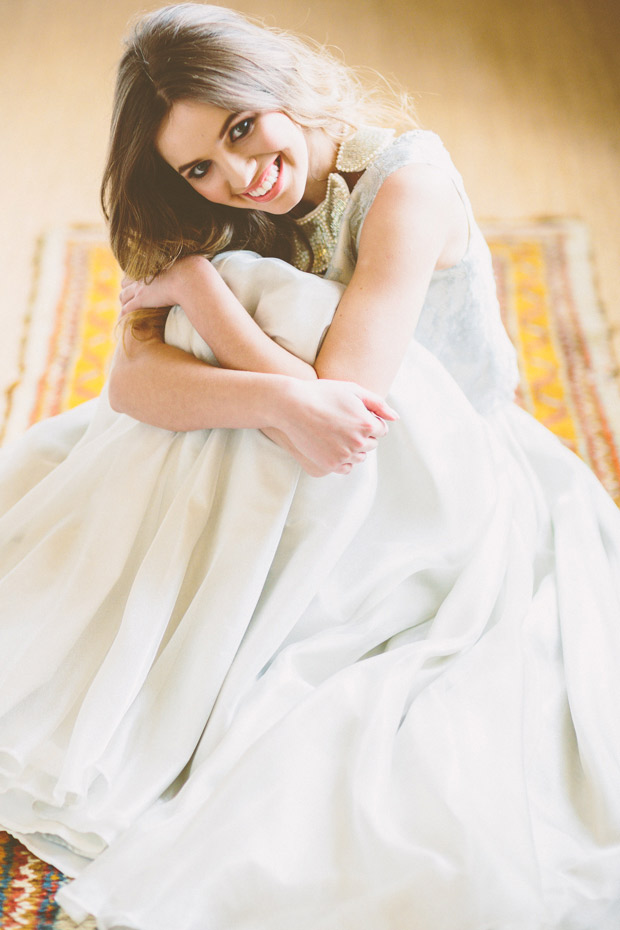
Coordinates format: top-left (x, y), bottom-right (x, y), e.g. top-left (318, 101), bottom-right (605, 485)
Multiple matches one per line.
top-left (1, 253), bottom-right (619, 929)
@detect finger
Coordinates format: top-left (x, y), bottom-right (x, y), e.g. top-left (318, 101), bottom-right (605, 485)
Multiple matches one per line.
top-left (119, 286), bottom-right (137, 311)
top-left (359, 391), bottom-right (399, 422)
top-left (369, 416), bottom-right (389, 439)
top-left (358, 421), bottom-right (386, 444)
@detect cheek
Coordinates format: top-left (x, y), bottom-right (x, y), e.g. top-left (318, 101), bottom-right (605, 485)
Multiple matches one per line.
top-left (261, 115), bottom-right (306, 157)
top-left (192, 177), bottom-right (225, 204)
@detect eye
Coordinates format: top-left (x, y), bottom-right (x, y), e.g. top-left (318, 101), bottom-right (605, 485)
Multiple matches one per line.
top-left (188, 161), bottom-right (211, 180)
top-left (229, 116), bottom-right (254, 142)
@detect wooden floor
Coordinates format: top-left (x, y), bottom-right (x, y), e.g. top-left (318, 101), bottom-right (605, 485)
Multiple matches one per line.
top-left (1, 0), bottom-right (619, 417)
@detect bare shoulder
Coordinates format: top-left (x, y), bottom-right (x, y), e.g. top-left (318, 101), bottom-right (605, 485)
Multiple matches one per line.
top-left (369, 162), bottom-right (462, 216)
top-left (360, 163), bottom-right (469, 270)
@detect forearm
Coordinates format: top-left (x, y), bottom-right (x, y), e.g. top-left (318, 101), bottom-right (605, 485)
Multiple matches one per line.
top-left (113, 256), bottom-right (397, 470)
top-left (107, 335), bottom-right (395, 478)
top-left (121, 255), bottom-right (318, 382)
top-left (175, 257), bottom-right (318, 381)
top-left (108, 338), bottom-right (296, 432)
top-left (314, 164), bottom-right (468, 395)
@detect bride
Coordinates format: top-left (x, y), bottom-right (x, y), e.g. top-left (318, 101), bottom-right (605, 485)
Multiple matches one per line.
top-left (1, 4), bottom-right (619, 929)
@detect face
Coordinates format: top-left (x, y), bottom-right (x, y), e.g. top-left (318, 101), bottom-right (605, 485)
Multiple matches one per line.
top-left (156, 101), bottom-right (314, 214)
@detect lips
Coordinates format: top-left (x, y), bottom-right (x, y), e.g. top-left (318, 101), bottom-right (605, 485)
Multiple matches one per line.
top-left (243, 157), bottom-right (282, 202)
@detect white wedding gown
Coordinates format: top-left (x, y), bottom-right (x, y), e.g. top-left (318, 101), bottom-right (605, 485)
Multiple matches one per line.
top-left (1, 130), bottom-right (620, 930)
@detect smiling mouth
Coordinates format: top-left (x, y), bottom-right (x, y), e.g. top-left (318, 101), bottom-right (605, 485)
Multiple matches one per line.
top-left (244, 157), bottom-right (281, 200)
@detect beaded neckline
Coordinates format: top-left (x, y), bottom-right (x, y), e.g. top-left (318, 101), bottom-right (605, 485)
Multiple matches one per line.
top-left (292, 127), bottom-right (395, 274)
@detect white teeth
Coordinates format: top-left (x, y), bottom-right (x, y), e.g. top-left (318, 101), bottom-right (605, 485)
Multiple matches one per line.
top-left (248, 161), bottom-right (279, 197)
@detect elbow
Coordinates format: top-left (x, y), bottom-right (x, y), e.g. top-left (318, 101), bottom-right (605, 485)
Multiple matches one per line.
top-left (107, 367), bottom-right (127, 414)
top-left (107, 353), bottom-right (136, 415)
top-left (107, 329), bottom-right (158, 415)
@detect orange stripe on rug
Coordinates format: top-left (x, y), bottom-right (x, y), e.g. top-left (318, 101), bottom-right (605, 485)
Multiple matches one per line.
top-left (485, 219), bottom-right (620, 505)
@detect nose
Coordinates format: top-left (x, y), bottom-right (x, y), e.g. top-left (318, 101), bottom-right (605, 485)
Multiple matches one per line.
top-left (220, 152), bottom-right (256, 192)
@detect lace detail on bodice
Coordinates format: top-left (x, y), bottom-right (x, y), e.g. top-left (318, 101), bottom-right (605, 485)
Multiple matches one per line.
top-left (292, 128), bottom-right (395, 274)
top-left (292, 173), bottom-right (351, 275)
top-left (318, 129), bottom-right (520, 413)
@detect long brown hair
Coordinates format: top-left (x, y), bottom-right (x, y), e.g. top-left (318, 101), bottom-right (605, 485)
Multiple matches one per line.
top-left (103, 3), bottom-right (416, 290)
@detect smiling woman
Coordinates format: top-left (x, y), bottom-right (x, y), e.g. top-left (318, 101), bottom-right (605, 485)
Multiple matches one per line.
top-left (2, 3), bottom-right (620, 930)
top-left (102, 2), bottom-right (412, 284)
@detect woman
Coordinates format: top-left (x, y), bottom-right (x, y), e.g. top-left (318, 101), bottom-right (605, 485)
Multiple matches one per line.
top-left (1, 5), bottom-right (619, 928)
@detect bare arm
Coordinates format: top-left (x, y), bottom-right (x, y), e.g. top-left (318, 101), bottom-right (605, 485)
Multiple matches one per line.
top-left (118, 163), bottom-right (467, 399)
top-left (118, 254), bottom-right (317, 381)
top-left (112, 247), bottom-right (396, 475)
top-left (110, 163), bottom-right (465, 471)
top-left (108, 334), bottom-right (293, 432)
top-left (109, 331), bottom-right (395, 475)
top-left (314, 163), bottom-right (469, 394)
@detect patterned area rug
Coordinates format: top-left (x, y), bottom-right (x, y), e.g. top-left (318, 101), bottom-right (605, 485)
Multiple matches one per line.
top-left (485, 219), bottom-right (620, 506)
top-left (1, 218), bottom-right (619, 929)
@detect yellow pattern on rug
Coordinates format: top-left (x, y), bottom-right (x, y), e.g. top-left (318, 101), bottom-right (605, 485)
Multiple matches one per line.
top-left (497, 238), bottom-right (579, 445)
top-left (486, 220), bottom-right (620, 506)
top-left (30, 239), bottom-right (121, 423)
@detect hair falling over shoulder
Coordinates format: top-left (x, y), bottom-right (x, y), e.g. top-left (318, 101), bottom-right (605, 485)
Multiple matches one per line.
top-left (102, 2), bottom-right (417, 292)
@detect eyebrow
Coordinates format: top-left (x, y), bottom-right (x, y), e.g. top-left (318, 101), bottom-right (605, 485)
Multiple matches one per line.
top-left (177, 112), bottom-right (240, 175)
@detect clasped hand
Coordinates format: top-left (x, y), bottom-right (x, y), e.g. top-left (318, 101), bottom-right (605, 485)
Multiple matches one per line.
top-left (274, 379), bottom-right (397, 477)
top-left (119, 257), bottom-right (204, 317)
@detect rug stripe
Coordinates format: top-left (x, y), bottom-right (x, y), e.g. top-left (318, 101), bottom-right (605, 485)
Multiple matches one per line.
top-left (485, 220), bottom-right (620, 506)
